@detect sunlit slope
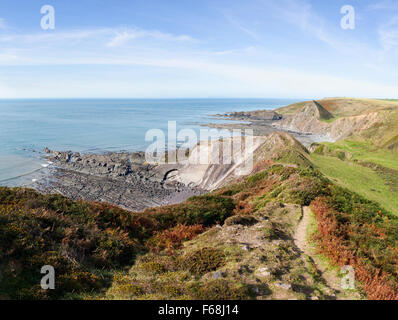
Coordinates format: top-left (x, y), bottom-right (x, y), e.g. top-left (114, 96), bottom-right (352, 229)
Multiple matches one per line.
top-left (276, 98), bottom-right (398, 150)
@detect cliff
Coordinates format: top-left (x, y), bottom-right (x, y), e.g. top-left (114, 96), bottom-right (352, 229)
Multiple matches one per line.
top-left (273, 98), bottom-right (398, 148)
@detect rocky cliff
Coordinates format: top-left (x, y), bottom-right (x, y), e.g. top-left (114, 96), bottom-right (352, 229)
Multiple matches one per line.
top-left (273, 98), bottom-right (398, 147)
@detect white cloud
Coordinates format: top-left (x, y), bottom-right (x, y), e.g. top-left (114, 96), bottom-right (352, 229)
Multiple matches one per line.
top-left (0, 29), bottom-right (108, 44)
top-left (0, 18), bottom-right (6, 29)
top-left (106, 28), bottom-right (195, 47)
top-left (379, 17), bottom-right (398, 50)
top-left (223, 15), bottom-right (259, 40)
top-left (0, 47), bottom-right (397, 99)
top-left (265, 0), bottom-right (338, 48)
top-left (213, 46), bottom-right (256, 56)
top-left (0, 27), bottom-right (195, 47)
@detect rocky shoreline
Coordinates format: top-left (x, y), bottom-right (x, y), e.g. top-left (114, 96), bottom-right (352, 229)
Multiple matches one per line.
top-left (32, 107), bottom-right (331, 212)
top-left (206, 110), bottom-right (331, 147)
top-left (35, 149), bottom-right (204, 212)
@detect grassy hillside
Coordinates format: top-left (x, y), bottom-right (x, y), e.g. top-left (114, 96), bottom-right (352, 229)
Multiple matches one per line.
top-left (309, 137), bottom-right (398, 215)
top-left (320, 140), bottom-right (398, 169)
top-left (310, 154), bottom-right (398, 216)
top-left (1, 143), bottom-right (398, 300)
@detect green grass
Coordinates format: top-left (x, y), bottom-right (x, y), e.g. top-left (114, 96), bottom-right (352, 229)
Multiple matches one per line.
top-left (319, 115), bottom-right (341, 123)
top-left (310, 154), bottom-right (398, 216)
top-left (323, 140), bottom-right (398, 170)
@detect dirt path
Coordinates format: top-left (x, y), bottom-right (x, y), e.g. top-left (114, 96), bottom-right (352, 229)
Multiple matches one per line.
top-left (294, 206), bottom-right (362, 300)
top-left (294, 206), bottom-right (311, 253)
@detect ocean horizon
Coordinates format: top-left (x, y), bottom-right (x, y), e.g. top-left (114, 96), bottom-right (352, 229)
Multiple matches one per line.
top-left (0, 98), bottom-right (299, 186)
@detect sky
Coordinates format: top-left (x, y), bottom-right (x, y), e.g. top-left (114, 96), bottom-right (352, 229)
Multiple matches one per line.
top-left (0, 0), bottom-right (397, 99)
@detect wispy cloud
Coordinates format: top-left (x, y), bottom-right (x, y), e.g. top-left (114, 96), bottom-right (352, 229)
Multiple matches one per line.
top-left (0, 1), bottom-right (397, 99)
top-left (223, 15), bottom-right (259, 41)
top-left (213, 46), bottom-right (256, 56)
top-left (0, 18), bottom-right (6, 29)
top-left (367, 0), bottom-right (398, 11)
top-left (0, 27), bottom-right (195, 46)
top-left (106, 28), bottom-right (196, 47)
top-left (0, 29), bottom-right (106, 44)
top-left (265, 0), bottom-right (337, 47)
top-left (378, 17), bottom-right (398, 51)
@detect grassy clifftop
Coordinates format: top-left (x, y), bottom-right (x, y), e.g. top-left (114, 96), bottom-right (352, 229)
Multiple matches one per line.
top-left (278, 98), bottom-right (398, 118)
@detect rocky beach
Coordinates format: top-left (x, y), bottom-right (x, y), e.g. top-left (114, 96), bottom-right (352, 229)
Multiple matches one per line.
top-left (32, 103), bottom-right (330, 211)
top-left (35, 149), bottom-right (204, 211)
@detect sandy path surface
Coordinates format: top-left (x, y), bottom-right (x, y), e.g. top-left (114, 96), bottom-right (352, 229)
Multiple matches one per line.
top-left (294, 206), bottom-right (311, 253)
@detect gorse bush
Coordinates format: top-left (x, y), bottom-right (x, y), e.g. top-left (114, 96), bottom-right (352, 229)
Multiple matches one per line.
top-left (180, 247), bottom-right (226, 275)
top-left (194, 279), bottom-right (253, 300)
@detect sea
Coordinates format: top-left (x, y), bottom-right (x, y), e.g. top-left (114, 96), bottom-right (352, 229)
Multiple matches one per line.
top-left (0, 98), bottom-right (299, 187)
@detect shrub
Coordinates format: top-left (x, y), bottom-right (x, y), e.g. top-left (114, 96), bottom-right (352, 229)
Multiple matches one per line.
top-left (140, 262), bottom-right (167, 274)
top-left (181, 247), bottom-right (226, 275)
top-left (147, 224), bottom-right (204, 253)
top-left (194, 280), bottom-right (253, 300)
top-left (116, 284), bottom-right (144, 296)
top-left (247, 171), bottom-right (268, 184)
top-left (311, 194), bottom-right (398, 300)
top-left (147, 195), bottom-right (235, 229)
top-left (162, 284), bottom-right (182, 297)
top-left (223, 215), bottom-right (258, 227)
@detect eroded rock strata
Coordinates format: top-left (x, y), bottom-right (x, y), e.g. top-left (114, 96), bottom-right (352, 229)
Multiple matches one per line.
top-left (36, 149), bottom-right (204, 211)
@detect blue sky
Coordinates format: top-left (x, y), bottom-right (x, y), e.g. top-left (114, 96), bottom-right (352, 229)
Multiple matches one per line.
top-left (0, 0), bottom-right (397, 98)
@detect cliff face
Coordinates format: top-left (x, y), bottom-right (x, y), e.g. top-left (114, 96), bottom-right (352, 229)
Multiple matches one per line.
top-left (313, 100), bottom-right (334, 120)
top-left (275, 101), bottom-right (330, 135)
top-left (171, 132), bottom-right (309, 190)
top-left (273, 98), bottom-right (398, 146)
top-left (170, 135), bottom-right (268, 190)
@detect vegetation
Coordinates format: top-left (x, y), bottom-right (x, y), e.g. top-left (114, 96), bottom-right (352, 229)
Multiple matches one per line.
top-left (311, 193), bottom-right (398, 299)
top-left (1, 120), bottom-right (398, 300)
top-left (310, 153), bottom-right (398, 215)
top-left (106, 164), bottom-right (348, 300)
top-left (0, 188), bottom-right (234, 299)
top-left (320, 140), bottom-right (398, 170)
top-left (181, 247), bottom-right (226, 275)
top-left (107, 161), bottom-right (397, 300)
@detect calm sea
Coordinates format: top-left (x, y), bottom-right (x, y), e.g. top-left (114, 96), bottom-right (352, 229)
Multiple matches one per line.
top-left (0, 98), bottom-right (298, 186)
